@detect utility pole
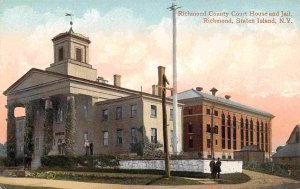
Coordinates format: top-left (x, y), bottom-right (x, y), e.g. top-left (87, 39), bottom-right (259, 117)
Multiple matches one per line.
top-left (168, 2), bottom-right (181, 154)
top-left (162, 74), bottom-right (170, 177)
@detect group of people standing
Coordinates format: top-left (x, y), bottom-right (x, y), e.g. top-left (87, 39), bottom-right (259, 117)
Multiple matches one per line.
top-left (209, 157), bottom-right (222, 179)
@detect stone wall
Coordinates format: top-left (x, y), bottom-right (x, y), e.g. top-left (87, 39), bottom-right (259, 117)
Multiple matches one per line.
top-left (119, 159), bottom-right (242, 173)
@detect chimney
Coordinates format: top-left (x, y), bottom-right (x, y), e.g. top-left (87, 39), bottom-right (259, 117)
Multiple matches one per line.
top-left (152, 85), bottom-right (159, 96)
top-left (210, 87), bottom-right (218, 96)
top-left (157, 66), bottom-right (165, 97)
top-left (113, 74), bottom-right (121, 87)
top-left (196, 87), bottom-right (203, 92)
top-left (225, 95), bottom-right (231, 100)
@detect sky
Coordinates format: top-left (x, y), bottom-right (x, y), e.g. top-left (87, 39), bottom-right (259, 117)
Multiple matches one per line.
top-left (0, 0), bottom-right (300, 151)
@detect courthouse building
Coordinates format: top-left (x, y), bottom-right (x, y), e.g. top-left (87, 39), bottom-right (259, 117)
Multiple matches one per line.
top-left (4, 28), bottom-right (182, 168)
top-left (177, 87), bottom-right (274, 159)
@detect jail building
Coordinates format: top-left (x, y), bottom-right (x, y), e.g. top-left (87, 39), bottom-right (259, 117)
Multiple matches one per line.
top-left (177, 87), bottom-right (274, 159)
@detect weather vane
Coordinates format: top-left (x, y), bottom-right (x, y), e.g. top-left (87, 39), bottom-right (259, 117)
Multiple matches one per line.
top-left (65, 13), bottom-right (74, 28)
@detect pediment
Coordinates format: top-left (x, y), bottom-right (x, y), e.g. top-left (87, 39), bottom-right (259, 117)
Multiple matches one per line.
top-left (4, 69), bottom-right (67, 95)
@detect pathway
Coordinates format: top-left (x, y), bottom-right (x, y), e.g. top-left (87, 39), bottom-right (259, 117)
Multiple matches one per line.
top-left (0, 169), bottom-right (298, 189)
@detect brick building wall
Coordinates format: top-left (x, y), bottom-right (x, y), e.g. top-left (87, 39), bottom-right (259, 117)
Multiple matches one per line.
top-left (181, 97), bottom-right (273, 160)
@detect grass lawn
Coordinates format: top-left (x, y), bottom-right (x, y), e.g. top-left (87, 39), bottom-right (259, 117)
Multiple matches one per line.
top-left (0, 184), bottom-right (55, 189)
top-left (28, 170), bottom-right (250, 185)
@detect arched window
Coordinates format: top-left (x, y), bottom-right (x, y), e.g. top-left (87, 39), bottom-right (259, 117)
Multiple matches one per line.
top-left (245, 118), bottom-right (249, 145)
top-left (227, 115), bottom-right (231, 126)
top-left (188, 122), bottom-right (193, 133)
top-left (222, 113), bottom-right (225, 125)
top-left (233, 116), bottom-right (237, 149)
top-left (227, 114), bottom-right (231, 149)
top-left (261, 121), bottom-right (264, 150)
top-left (256, 121), bottom-right (260, 145)
top-left (250, 119), bottom-right (254, 145)
top-left (240, 117), bottom-right (244, 148)
top-left (222, 113), bottom-right (226, 149)
top-left (233, 116), bottom-right (237, 127)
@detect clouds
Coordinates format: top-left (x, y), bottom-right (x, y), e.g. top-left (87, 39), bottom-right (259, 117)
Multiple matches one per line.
top-left (0, 5), bottom-right (300, 148)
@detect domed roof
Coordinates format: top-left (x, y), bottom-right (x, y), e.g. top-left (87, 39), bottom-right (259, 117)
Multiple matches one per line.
top-left (52, 27), bottom-right (90, 44)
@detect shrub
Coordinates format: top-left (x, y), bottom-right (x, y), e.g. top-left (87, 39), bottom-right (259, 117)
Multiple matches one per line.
top-left (41, 155), bottom-right (77, 169)
top-left (0, 156), bottom-right (24, 166)
top-left (41, 155), bottom-right (119, 169)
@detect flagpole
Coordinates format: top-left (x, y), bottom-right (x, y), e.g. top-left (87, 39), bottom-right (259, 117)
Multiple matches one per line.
top-left (169, 3), bottom-right (181, 154)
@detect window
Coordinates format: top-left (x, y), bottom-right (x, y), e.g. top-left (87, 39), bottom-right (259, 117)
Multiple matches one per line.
top-left (206, 108), bottom-right (211, 115)
top-left (84, 132), bottom-right (88, 141)
top-left (170, 109), bottom-right (173, 121)
top-left (261, 122), bottom-right (264, 151)
top-left (241, 117), bottom-right (244, 148)
top-left (188, 108), bottom-right (193, 115)
top-left (117, 129), bottom-right (123, 144)
top-left (151, 128), bottom-right (157, 143)
top-left (103, 131), bottom-right (108, 146)
top-left (131, 128), bottom-right (137, 144)
top-left (233, 116), bottom-right (237, 149)
top-left (58, 47), bottom-right (64, 61)
top-left (250, 119), bottom-right (254, 145)
top-left (83, 105), bottom-right (88, 118)
top-left (170, 130), bottom-right (174, 146)
top-left (76, 48), bottom-right (82, 62)
top-left (246, 118), bottom-right (249, 145)
top-left (222, 125), bottom-right (225, 149)
top-left (151, 105), bottom-right (157, 117)
top-left (207, 139), bottom-right (211, 148)
top-left (214, 125), bottom-right (218, 134)
top-left (188, 123), bottom-right (193, 133)
top-left (215, 139), bottom-right (218, 145)
top-left (227, 125), bottom-right (231, 149)
top-left (130, 105), bottom-right (137, 118)
top-left (214, 110), bottom-right (218, 116)
top-left (222, 113), bottom-right (225, 125)
top-left (54, 102), bottom-right (64, 123)
top-left (116, 107), bottom-right (122, 120)
top-left (227, 115), bottom-right (231, 126)
top-left (102, 109), bottom-right (108, 121)
top-left (189, 136), bottom-right (193, 148)
top-left (206, 124), bottom-right (211, 132)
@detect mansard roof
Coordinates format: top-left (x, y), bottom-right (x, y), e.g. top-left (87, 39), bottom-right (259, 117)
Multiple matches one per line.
top-left (177, 88), bottom-right (274, 118)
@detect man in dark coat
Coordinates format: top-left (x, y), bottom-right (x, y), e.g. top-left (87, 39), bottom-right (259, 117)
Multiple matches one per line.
top-left (214, 157), bottom-right (222, 179)
top-left (209, 158), bottom-right (216, 179)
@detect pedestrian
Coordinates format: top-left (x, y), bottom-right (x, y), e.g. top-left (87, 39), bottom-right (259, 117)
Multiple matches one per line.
top-left (89, 142), bottom-right (93, 155)
top-left (215, 157), bottom-right (222, 179)
top-left (209, 158), bottom-right (216, 179)
top-left (27, 153), bottom-right (32, 170)
top-left (24, 153), bottom-right (28, 170)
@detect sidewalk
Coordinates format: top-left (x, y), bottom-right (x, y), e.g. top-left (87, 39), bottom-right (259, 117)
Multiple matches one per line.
top-left (0, 170), bottom-right (299, 189)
